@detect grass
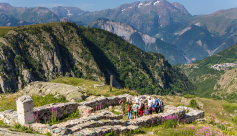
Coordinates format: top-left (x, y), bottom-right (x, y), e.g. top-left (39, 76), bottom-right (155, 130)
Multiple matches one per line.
top-left (50, 77), bottom-right (136, 97)
top-left (0, 27), bottom-right (13, 37)
top-left (10, 122), bottom-right (41, 134)
top-left (222, 103), bottom-right (237, 113)
top-left (0, 93), bottom-right (68, 111)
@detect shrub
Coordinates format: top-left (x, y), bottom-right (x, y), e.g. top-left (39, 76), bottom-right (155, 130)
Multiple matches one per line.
top-left (222, 103), bottom-right (237, 113)
top-left (189, 99), bottom-right (197, 108)
top-left (184, 94), bottom-right (196, 98)
top-left (232, 116), bottom-right (237, 124)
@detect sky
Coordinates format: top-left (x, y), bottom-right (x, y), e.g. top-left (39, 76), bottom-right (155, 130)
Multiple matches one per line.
top-left (0, 0), bottom-right (237, 15)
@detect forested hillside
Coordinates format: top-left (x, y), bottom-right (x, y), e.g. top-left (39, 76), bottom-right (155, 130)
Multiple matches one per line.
top-left (0, 22), bottom-right (194, 94)
top-left (180, 43), bottom-right (237, 102)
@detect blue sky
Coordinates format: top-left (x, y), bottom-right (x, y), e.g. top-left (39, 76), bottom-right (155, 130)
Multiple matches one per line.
top-left (1, 0), bottom-right (237, 15)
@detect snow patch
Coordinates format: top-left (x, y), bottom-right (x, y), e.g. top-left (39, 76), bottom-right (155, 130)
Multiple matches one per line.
top-left (128, 7), bottom-right (132, 9)
top-left (145, 2), bottom-right (151, 6)
top-left (153, 1), bottom-right (160, 5)
top-left (67, 10), bottom-right (73, 16)
top-left (122, 9), bottom-right (126, 12)
top-left (138, 3), bottom-right (143, 8)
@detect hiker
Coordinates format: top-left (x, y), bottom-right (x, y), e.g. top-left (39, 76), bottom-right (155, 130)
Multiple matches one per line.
top-left (135, 94), bottom-right (139, 104)
top-left (127, 104), bottom-right (132, 119)
top-left (158, 98), bottom-right (163, 113)
top-left (119, 97), bottom-right (125, 115)
top-left (154, 97), bottom-right (159, 114)
top-left (144, 103), bottom-right (149, 116)
top-left (139, 99), bottom-right (144, 116)
top-left (127, 97), bottom-right (132, 105)
top-left (148, 97), bottom-right (153, 115)
top-left (132, 102), bottom-right (140, 119)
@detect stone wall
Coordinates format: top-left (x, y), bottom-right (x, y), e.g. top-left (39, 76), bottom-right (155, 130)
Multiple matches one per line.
top-left (0, 94), bottom-right (205, 136)
top-left (33, 102), bottom-right (79, 122)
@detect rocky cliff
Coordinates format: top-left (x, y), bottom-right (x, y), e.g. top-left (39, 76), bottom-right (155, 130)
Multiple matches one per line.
top-left (88, 18), bottom-right (191, 65)
top-left (0, 22), bottom-right (194, 94)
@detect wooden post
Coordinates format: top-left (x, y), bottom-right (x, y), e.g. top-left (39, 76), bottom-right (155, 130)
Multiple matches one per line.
top-left (110, 75), bottom-right (113, 92)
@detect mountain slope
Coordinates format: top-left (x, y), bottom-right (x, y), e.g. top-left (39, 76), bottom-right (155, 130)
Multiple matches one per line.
top-left (180, 42), bottom-right (237, 101)
top-left (171, 25), bottom-right (226, 61)
top-left (0, 12), bottom-right (30, 26)
top-left (88, 18), bottom-right (191, 64)
top-left (0, 22), bottom-right (194, 95)
top-left (72, 0), bottom-right (191, 36)
top-left (192, 8), bottom-right (237, 37)
top-left (0, 3), bottom-right (60, 24)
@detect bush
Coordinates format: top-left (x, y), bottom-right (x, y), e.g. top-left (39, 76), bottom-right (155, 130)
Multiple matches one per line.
top-left (184, 94), bottom-right (196, 98)
top-left (189, 99), bottom-right (197, 108)
top-left (232, 116), bottom-right (237, 124)
top-left (222, 103), bottom-right (237, 113)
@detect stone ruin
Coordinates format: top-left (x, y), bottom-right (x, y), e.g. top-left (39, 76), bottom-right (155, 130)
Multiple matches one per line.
top-left (0, 94), bottom-right (205, 136)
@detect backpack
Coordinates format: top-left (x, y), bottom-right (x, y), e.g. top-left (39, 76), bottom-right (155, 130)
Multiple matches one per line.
top-left (127, 105), bottom-right (131, 112)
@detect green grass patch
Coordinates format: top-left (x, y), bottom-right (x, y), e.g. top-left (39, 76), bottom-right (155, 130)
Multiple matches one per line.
top-left (184, 94), bottom-right (196, 99)
top-left (222, 103), bottom-right (237, 113)
top-left (50, 77), bottom-right (100, 87)
top-left (10, 122), bottom-right (41, 134)
top-left (31, 94), bottom-right (68, 107)
top-left (0, 94), bottom-right (68, 112)
top-left (0, 27), bottom-right (13, 37)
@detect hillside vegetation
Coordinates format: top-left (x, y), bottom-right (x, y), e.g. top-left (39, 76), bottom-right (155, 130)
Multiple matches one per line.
top-left (180, 43), bottom-right (237, 102)
top-left (0, 22), bottom-right (194, 95)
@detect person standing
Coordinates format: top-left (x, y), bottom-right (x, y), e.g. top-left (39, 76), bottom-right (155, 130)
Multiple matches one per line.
top-left (132, 102), bottom-right (140, 119)
top-left (127, 97), bottom-right (132, 105)
top-left (119, 98), bottom-right (125, 115)
top-left (135, 94), bottom-right (139, 104)
top-left (158, 98), bottom-right (163, 113)
top-left (144, 104), bottom-right (149, 116)
top-left (139, 99), bottom-right (144, 116)
top-left (154, 97), bottom-right (159, 114)
top-left (127, 104), bottom-right (132, 119)
top-left (148, 97), bottom-right (153, 115)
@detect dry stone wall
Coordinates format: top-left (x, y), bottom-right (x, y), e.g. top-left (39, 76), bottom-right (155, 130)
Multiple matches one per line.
top-left (0, 94), bottom-right (205, 136)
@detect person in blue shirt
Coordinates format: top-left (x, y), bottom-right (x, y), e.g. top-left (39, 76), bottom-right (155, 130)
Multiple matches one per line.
top-left (154, 97), bottom-right (159, 114)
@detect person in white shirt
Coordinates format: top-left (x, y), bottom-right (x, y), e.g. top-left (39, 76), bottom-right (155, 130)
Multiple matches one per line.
top-left (135, 94), bottom-right (139, 104)
top-left (148, 97), bottom-right (153, 114)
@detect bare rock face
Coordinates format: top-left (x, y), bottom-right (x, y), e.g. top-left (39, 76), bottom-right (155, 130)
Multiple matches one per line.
top-left (89, 18), bottom-right (190, 65)
top-left (23, 81), bottom-right (88, 102)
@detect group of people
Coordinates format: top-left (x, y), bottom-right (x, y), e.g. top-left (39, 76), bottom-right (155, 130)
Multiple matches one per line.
top-left (119, 95), bottom-right (163, 119)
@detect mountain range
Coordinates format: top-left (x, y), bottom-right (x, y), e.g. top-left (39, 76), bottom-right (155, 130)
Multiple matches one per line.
top-left (88, 18), bottom-right (191, 64)
top-left (0, 0), bottom-right (237, 64)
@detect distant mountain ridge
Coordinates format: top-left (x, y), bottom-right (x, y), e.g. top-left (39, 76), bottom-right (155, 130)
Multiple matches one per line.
top-left (0, 1), bottom-right (237, 64)
top-left (88, 18), bottom-right (191, 64)
top-left (0, 3), bottom-right (60, 24)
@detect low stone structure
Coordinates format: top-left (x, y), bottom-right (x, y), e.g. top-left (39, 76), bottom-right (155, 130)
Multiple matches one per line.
top-left (0, 94), bottom-right (205, 136)
top-left (33, 102), bottom-right (79, 122)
